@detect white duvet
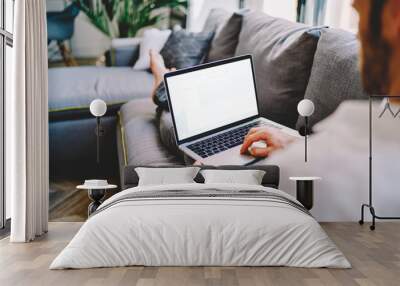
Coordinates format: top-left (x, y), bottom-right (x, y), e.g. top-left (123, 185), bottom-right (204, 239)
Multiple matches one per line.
top-left (50, 183), bottom-right (350, 269)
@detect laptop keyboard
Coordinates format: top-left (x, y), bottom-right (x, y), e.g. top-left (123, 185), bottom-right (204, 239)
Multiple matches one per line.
top-left (187, 121), bottom-right (281, 158)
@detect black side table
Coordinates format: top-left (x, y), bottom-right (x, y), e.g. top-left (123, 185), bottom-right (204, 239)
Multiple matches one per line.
top-left (77, 183), bottom-right (117, 216)
top-left (289, 177), bottom-right (321, 210)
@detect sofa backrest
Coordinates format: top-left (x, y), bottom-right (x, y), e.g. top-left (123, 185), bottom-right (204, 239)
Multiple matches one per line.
top-left (296, 28), bottom-right (367, 130)
top-left (235, 11), bottom-right (323, 128)
top-left (201, 8), bottom-right (232, 34)
top-left (201, 9), bottom-right (365, 130)
top-left (206, 11), bottom-right (244, 62)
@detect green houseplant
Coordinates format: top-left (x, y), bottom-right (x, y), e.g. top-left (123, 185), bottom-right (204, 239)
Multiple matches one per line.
top-left (73, 0), bottom-right (188, 38)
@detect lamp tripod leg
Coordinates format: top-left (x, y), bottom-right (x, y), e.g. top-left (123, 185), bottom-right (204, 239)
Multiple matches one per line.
top-left (359, 204), bottom-right (365, 225)
top-left (370, 206), bottom-right (376, 231)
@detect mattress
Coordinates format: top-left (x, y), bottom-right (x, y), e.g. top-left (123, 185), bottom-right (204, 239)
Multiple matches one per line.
top-left (50, 183), bottom-right (350, 269)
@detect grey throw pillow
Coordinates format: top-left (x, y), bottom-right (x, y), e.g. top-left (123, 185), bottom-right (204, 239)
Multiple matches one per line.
top-left (201, 8), bottom-right (232, 34)
top-left (160, 30), bottom-right (214, 69)
top-left (296, 28), bottom-right (368, 130)
top-left (154, 30), bottom-right (214, 110)
top-left (235, 12), bottom-right (323, 128)
top-left (207, 12), bottom-right (244, 62)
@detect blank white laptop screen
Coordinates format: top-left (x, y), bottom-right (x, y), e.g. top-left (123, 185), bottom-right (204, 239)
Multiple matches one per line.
top-left (166, 58), bottom-right (258, 141)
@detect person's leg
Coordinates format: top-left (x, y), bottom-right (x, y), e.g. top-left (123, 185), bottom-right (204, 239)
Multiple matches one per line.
top-left (149, 50), bottom-right (175, 103)
top-left (149, 49), bottom-right (168, 86)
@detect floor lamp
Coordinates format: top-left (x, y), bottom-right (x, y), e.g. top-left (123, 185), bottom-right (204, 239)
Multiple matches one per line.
top-left (297, 99), bottom-right (315, 162)
top-left (90, 99), bottom-right (107, 164)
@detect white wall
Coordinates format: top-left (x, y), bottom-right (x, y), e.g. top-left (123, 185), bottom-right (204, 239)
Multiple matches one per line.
top-left (69, 13), bottom-right (111, 58)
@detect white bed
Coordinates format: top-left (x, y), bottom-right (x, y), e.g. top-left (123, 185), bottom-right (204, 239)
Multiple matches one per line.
top-left (50, 183), bottom-right (350, 269)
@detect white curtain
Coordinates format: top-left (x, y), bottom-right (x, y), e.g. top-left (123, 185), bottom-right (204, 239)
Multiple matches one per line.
top-left (8, 0), bottom-right (49, 242)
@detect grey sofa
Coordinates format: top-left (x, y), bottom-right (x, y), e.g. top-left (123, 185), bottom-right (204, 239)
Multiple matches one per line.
top-left (116, 9), bottom-right (367, 188)
top-left (49, 48), bottom-right (152, 179)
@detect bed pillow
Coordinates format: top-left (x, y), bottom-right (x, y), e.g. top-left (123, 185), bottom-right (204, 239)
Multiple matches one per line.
top-left (160, 30), bottom-right (214, 69)
top-left (133, 28), bottom-right (171, 70)
top-left (200, 169), bottom-right (266, 185)
top-left (135, 167), bottom-right (200, 186)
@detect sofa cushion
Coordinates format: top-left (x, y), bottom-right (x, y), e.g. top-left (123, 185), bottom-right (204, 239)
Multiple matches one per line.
top-left (159, 110), bottom-right (181, 155)
top-left (207, 12), bottom-right (244, 62)
top-left (160, 30), bottom-right (214, 70)
top-left (296, 28), bottom-right (368, 130)
top-left (133, 28), bottom-right (172, 70)
top-left (49, 67), bottom-right (153, 112)
top-left (201, 8), bottom-right (232, 34)
top-left (119, 98), bottom-right (184, 166)
top-left (235, 12), bottom-right (323, 128)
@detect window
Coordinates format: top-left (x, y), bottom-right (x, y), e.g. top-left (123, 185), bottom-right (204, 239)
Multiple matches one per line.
top-left (1, 0), bottom-right (14, 230)
top-left (245, 0), bottom-right (358, 33)
top-left (262, 0), bottom-right (297, 21)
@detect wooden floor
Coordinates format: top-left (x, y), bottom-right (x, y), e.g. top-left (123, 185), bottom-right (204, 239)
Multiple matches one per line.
top-left (49, 180), bottom-right (88, 222)
top-left (0, 222), bottom-right (399, 286)
top-left (49, 179), bottom-right (119, 222)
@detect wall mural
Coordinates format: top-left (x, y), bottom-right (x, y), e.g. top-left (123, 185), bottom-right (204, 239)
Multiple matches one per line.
top-left (47, 0), bottom-right (188, 222)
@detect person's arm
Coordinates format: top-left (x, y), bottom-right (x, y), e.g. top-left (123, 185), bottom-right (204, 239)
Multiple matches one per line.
top-left (240, 127), bottom-right (298, 157)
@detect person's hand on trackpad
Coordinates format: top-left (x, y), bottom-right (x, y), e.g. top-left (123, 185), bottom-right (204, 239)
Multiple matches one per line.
top-left (240, 127), bottom-right (297, 157)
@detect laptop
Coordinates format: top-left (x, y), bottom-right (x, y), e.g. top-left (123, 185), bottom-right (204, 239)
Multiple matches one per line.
top-left (164, 55), bottom-right (300, 165)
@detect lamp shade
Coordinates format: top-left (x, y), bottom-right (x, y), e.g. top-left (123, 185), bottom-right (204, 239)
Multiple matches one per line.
top-left (90, 99), bottom-right (107, 117)
top-left (297, 99), bottom-right (315, 117)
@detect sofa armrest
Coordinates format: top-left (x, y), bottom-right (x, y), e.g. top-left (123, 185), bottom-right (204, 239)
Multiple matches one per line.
top-left (122, 165), bottom-right (280, 190)
top-left (105, 37), bottom-right (141, 67)
top-left (49, 103), bottom-right (123, 122)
